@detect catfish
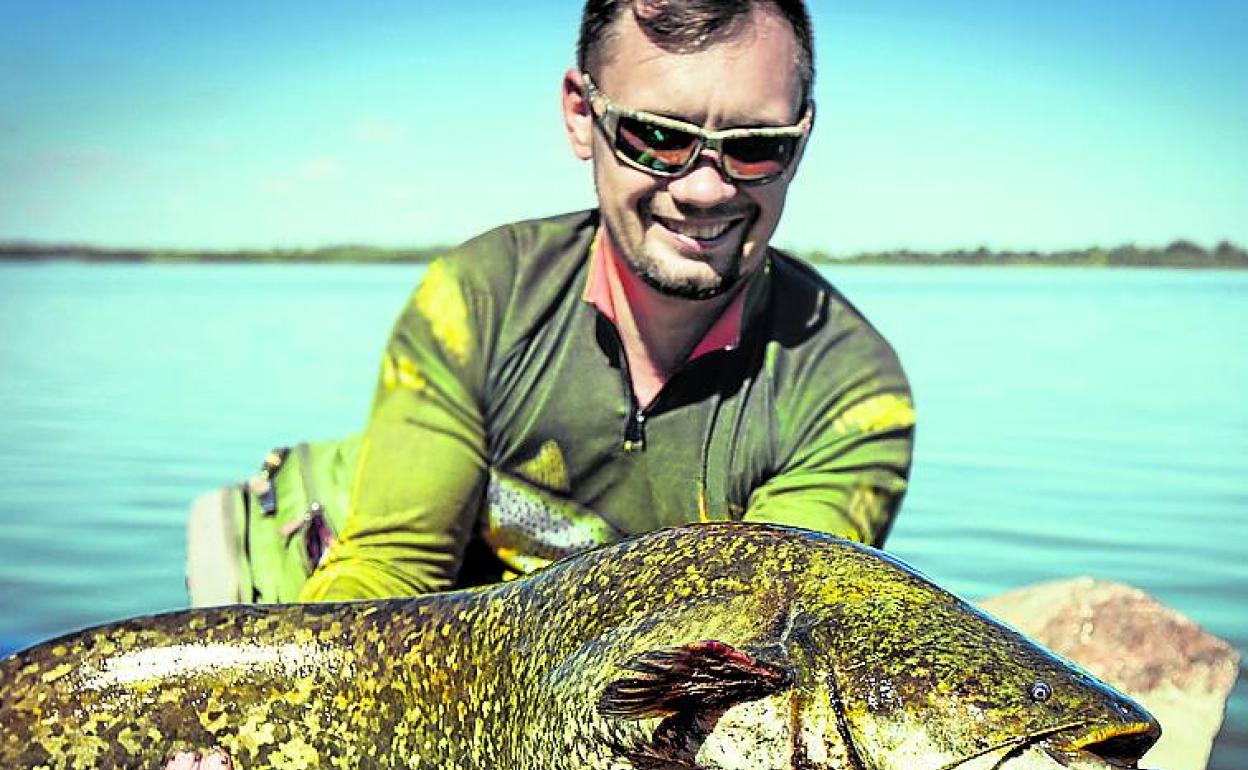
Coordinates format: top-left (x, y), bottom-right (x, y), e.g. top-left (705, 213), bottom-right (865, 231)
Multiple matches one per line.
top-left (0, 524), bottom-right (1159, 769)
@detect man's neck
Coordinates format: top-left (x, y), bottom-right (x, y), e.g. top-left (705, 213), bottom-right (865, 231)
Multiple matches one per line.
top-left (603, 241), bottom-right (739, 409)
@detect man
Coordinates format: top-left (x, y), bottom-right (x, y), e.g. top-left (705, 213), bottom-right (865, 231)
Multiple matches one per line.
top-left (291, 0), bottom-right (912, 604)
top-left (171, 0), bottom-right (912, 763)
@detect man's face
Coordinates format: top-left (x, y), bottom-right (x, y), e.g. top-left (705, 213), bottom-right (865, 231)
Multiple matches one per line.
top-left (569, 7), bottom-right (809, 300)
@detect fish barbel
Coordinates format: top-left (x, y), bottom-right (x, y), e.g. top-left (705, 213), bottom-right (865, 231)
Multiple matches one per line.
top-left (0, 524), bottom-right (1160, 769)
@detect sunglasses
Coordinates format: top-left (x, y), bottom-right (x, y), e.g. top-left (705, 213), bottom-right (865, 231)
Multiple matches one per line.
top-left (581, 73), bottom-right (812, 185)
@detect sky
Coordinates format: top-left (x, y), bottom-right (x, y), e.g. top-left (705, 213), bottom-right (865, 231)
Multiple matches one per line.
top-left (1, 0), bottom-right (1245, 254)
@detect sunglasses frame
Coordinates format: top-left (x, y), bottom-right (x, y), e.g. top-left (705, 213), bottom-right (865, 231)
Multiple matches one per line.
top-left (581, 73), bottom-right (812, 186)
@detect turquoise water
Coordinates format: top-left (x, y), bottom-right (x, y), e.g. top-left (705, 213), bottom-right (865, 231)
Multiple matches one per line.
top-left (1, 262), bottom-right (1245, 765)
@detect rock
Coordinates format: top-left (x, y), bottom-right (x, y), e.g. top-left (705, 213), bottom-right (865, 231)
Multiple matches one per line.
top-left (979, 577), bottom-right (1239, 770)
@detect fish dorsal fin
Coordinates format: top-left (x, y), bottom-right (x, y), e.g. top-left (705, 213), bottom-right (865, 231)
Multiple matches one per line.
top-left (598, 640), bottom-right (794, 719)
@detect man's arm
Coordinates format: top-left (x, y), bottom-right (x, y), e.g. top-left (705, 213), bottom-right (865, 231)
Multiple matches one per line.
top-left (299, 259), bottom-right (494, 601)
top-left (744, 387), bottom-right (915, 547)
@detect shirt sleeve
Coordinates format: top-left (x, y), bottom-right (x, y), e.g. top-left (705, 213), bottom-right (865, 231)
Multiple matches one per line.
top-left (299, 258), bottom-right (494, 601)
top-left (743, 378), bottom-right (915, 548)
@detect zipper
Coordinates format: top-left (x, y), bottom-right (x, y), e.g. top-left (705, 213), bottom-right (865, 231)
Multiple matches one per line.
top-left (623, 408), bottom-right (647, 452)
top-left (605, 318), bottom-right (654, 453)
top-left (279, 501), bottom-right (334, 571)
top-left (609, 323), bottom-right (716, 454)
top-left (604, 311), bottom-right (723, 455)
top-left (261, 442), bottom-right (338, 572)
top-left (293, 443), bottom-right (337, 569)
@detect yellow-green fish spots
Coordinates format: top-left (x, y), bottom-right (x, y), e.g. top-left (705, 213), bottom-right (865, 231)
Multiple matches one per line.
top-left (1, 524), bottom-right (1159, 769)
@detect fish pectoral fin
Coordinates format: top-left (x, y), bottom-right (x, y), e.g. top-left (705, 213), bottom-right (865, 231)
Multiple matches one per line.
top-left (598, 639), bottom-right (794, 719)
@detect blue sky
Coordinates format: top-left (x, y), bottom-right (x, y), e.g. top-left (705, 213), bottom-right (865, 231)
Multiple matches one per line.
top-left (1, 1), bottom-right (1244, 253)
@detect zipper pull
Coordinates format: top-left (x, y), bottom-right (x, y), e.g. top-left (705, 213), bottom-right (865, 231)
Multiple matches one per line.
top-left (248, 447), bottom-right (289, 516)
top-left (279, 502), bottom-right (336, 568)
top-left (624, 409), bottom-right (647, 452)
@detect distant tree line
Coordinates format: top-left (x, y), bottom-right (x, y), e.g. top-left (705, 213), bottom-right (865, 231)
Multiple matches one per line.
top-left (800, 239), bottom-right (1247, 269)
top-left (0, 243), bottom-right (447, 264)
top-left (2, 239), bottom-right (1245, 268)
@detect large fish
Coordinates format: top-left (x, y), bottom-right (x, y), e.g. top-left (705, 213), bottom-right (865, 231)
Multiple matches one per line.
top-left (1, 524), bottom-right (1159, 769)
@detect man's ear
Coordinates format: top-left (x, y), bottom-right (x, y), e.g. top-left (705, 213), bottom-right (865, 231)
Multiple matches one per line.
top-left (562, 68), bottom-right (594, 161)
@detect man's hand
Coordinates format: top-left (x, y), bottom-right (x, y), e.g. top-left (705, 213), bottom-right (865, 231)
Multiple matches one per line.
top-left (165, 751), bottom-right (233, 769)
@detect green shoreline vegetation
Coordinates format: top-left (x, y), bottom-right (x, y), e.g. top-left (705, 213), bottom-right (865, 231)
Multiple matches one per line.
top-left (1, 239), bottom-right (1245, 269)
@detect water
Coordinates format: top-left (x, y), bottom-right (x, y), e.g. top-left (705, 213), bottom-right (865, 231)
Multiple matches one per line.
top-left (1, 262), bottom-right (1245, 766)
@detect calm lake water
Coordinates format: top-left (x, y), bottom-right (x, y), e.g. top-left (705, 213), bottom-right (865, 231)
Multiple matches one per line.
top-left (1, 262), bottom-right (1245, 765)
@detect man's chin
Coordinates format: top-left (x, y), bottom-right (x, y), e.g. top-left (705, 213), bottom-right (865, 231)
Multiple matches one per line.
top-left (636, 264), bottom-right (739, 301)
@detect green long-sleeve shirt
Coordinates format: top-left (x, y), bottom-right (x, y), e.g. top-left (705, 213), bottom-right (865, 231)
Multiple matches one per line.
top-left (301, 210), bottom-right (914, 601)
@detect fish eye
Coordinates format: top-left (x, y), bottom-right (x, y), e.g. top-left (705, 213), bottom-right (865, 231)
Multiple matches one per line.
top-left (1029, 681), bottom-right (1053, 702)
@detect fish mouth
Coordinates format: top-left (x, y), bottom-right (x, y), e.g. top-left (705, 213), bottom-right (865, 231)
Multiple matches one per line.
top-left (1046, 720), bottom-right (1161, 768)
top-left (945, 719), bottom-right (1161, 770)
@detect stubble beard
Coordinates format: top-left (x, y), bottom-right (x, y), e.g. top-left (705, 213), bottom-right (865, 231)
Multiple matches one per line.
top-left (629, 244), bottom-right (743, 301)
top-left (605, 207), bottom-right (754, 301)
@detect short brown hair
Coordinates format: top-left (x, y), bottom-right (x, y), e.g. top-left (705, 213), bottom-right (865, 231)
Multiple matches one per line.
top-left (577, 0), bottom-right (815, 103)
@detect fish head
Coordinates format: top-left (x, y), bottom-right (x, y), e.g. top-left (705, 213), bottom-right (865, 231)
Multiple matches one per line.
top-left (592, 530), bottom-right (1159, 770)
top-left (786, 546), bottom-right (1161, 769)
top-left (594, 629), bottom-right (1158, 770)
top-left (781, 615), bottom-right (1160, 770)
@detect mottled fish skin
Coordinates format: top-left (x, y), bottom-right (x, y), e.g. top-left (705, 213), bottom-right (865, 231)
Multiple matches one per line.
top-left (0, 524), bottom-right (1160, 769)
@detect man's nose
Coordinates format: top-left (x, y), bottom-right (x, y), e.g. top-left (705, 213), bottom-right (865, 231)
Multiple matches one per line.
top-left (666, 152), bottom-right (737, 207)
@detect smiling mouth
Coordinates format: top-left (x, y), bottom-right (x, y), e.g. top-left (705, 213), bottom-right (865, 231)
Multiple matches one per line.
top-left (653, 214), bottom-right (742, 243)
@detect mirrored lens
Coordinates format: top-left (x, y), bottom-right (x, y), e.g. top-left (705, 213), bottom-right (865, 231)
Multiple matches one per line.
top-left (723, 135), bottom-right (797, 181)
top-left (616, 116), bottom-right (699, 173)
